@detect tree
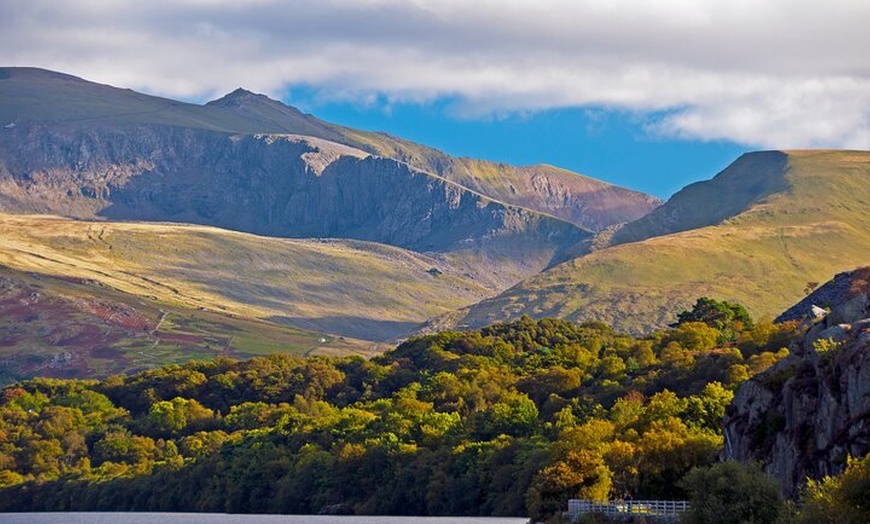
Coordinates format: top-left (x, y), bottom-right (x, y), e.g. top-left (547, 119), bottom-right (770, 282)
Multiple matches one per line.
top-left (680, 461), bottom-right (786, 524)
top-left (672, 297), bottom-right (753, 333)
top-left (476, 391), bottom-right (539, 438)
top-left (526, 449), bottom-right (612, 522)
top-left (143, 397), bottom-right (216, 436)
top-left (685, 382), bottom-right (734, 431)
top-left (664, 322), bottom-right (720, 352)
top-left (800, 455), bottom-right (870, 524)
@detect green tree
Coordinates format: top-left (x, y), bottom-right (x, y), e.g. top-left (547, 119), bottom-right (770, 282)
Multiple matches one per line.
top-left (143, 397), bottom-right (216, 436)
top-left (680, 461), bottom-right (786, 524)
top-left (672, 297), bottom-right (753, 335)
top-left (800, 455), bottom-right (870, 524)
top-left (476, 391), bottom-right (539, 438)
top-left (685, 382), bottom-right (734, 431)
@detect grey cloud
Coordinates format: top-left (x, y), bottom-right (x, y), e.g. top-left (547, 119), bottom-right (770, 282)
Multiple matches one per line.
top-left (0, 0), bottom-right (867, 148)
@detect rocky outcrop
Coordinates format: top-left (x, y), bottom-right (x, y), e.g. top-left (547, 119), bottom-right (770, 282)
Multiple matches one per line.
top-left (776, 268), bottom-right (870, 324)
top-left (723, 268), bottom-right (870, 496)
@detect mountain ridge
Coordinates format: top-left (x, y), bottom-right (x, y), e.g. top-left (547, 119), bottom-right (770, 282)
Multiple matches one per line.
top-left (2, 67), bottom-right (867, 366)
top-left (0, 66), bottom-right (661, 232)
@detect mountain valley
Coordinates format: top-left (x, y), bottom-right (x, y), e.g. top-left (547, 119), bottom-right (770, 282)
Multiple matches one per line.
top-left (0, 67), bottom-right (868, 383)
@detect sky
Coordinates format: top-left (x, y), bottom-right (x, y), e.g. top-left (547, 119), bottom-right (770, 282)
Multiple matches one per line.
top-left (1, 0), bottom-right (868, 197)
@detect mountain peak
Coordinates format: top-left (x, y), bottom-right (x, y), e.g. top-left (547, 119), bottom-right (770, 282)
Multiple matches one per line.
top-left (207, 88), bottom-right (291, 110)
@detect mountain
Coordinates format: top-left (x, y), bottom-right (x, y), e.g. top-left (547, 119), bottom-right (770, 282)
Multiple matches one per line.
top-left (0, 67), bottom-right (659, 234)
top-left (724, 267), bottom-right (870, 496)
top-left (607, 150), bottom-right (789, 246)
top-left (0, 67), bottom-right (664, 380)
top-left (0, 67), bottom-right (663, 292)
top-left (447, 150), bottom-right (870, 334)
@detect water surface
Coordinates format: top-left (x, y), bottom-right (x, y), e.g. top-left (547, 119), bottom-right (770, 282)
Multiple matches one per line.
top-left (0, 513), bottom-right (529, 524)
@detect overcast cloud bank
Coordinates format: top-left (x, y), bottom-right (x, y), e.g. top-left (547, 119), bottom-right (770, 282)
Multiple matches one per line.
top-left (2, 0), bottom-right (868, 149)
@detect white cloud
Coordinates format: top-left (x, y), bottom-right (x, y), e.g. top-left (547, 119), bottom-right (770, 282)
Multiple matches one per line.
top-left (0, 0), bottom-right (867, 148)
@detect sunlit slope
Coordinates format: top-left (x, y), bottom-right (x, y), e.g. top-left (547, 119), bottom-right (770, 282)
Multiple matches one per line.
top-left (0, 214), bottom-right (492, 341)
top-left (456, 150), bottom-right (870, 333)
top-left (609, 151), bottom-right (790, 245)
top-left (0, 265), bottom-right (373, 385)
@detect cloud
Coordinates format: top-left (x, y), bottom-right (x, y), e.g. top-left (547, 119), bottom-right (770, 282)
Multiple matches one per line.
top-left (1, 0), bottom-right (867, 148)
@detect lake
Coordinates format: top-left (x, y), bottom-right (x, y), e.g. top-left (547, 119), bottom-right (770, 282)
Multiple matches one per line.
top-left (0, 513), bottom-right (529, 524)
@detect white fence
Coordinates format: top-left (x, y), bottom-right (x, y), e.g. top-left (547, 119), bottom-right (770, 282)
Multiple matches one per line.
top-left (568, 499), bottom-right (690, 520)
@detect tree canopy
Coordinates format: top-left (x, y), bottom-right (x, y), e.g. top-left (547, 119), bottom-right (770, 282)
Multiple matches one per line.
top-left (0, 309), bottom-right (815, 522)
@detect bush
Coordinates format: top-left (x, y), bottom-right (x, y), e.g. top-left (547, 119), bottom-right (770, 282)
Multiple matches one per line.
top-left (799, 455), bottom-right (870, 524)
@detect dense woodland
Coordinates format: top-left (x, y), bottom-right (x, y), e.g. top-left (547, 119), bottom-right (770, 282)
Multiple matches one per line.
top-left (0, 299), bottom-right (860, 522)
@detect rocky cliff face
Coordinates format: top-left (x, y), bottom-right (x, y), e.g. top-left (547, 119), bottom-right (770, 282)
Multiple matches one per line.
top-left (723, 268), bottom-right (870, 496)
top-left (0, 122), bottom-right (586, 265)
top-left (444, 162), bottom-right (662, 233)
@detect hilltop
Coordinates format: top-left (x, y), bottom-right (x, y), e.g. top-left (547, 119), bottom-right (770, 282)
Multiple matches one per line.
top-left (449, 150), bottom-right (870, 333)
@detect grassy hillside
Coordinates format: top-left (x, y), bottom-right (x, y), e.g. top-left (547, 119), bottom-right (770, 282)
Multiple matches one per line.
top-left (609, 151), bottom-right (789, 245)
top-left (0, 265), bottom-right (375, 386)
top-left (456, 150), bottom-right (870, 333)
top-left (0, 213), bottom-right (496, 344)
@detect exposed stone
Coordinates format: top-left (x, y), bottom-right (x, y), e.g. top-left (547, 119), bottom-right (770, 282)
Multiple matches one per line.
top-left (811, 305), bottom-right (828, 319)
top-left (776, 268), bottom-right (869, 324)
top-left (724, 268), bottom-right (870, 496)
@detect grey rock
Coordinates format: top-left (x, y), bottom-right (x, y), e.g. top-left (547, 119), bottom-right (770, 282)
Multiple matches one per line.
top-left (724, 270), bottom-right (870, 496)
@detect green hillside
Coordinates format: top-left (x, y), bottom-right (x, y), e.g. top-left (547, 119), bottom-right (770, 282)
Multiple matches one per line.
top-left (456, 150), bottom-right (870, 333)
top-left (609, 150), bottom-right (790, 245)
top-left (0, 264), bottom-right (379, 386)
top-left (0, 212), bottom-right (508, 384)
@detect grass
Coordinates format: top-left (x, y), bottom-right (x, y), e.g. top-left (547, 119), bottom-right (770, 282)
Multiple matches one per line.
top-left (0, 265), bottom-right (371, 386)
top-left (459, 150), bottom-right (870, 334)
top-left (0, 212), bottom-right (508, 384)
top-left (0, 213), bottom-right (496, 342)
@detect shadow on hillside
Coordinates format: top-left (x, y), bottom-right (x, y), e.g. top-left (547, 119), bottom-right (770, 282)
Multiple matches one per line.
top-left (268, 315), bottom-right (422, 342)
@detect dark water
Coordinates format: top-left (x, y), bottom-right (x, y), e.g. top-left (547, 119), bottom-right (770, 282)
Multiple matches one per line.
top-left (0, 513), bottom-right (529, 524)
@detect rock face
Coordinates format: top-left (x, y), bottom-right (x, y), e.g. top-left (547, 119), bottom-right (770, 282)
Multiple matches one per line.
top-left (776, 269), bottom-right (870, 324)
top-left (0, 123), bottom-right (586, 263)
top-left (723, 268), bottom-right (870, 496)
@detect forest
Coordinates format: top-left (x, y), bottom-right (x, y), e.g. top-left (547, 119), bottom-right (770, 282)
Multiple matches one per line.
top-left (0, 299), bottom-right (858, 522)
